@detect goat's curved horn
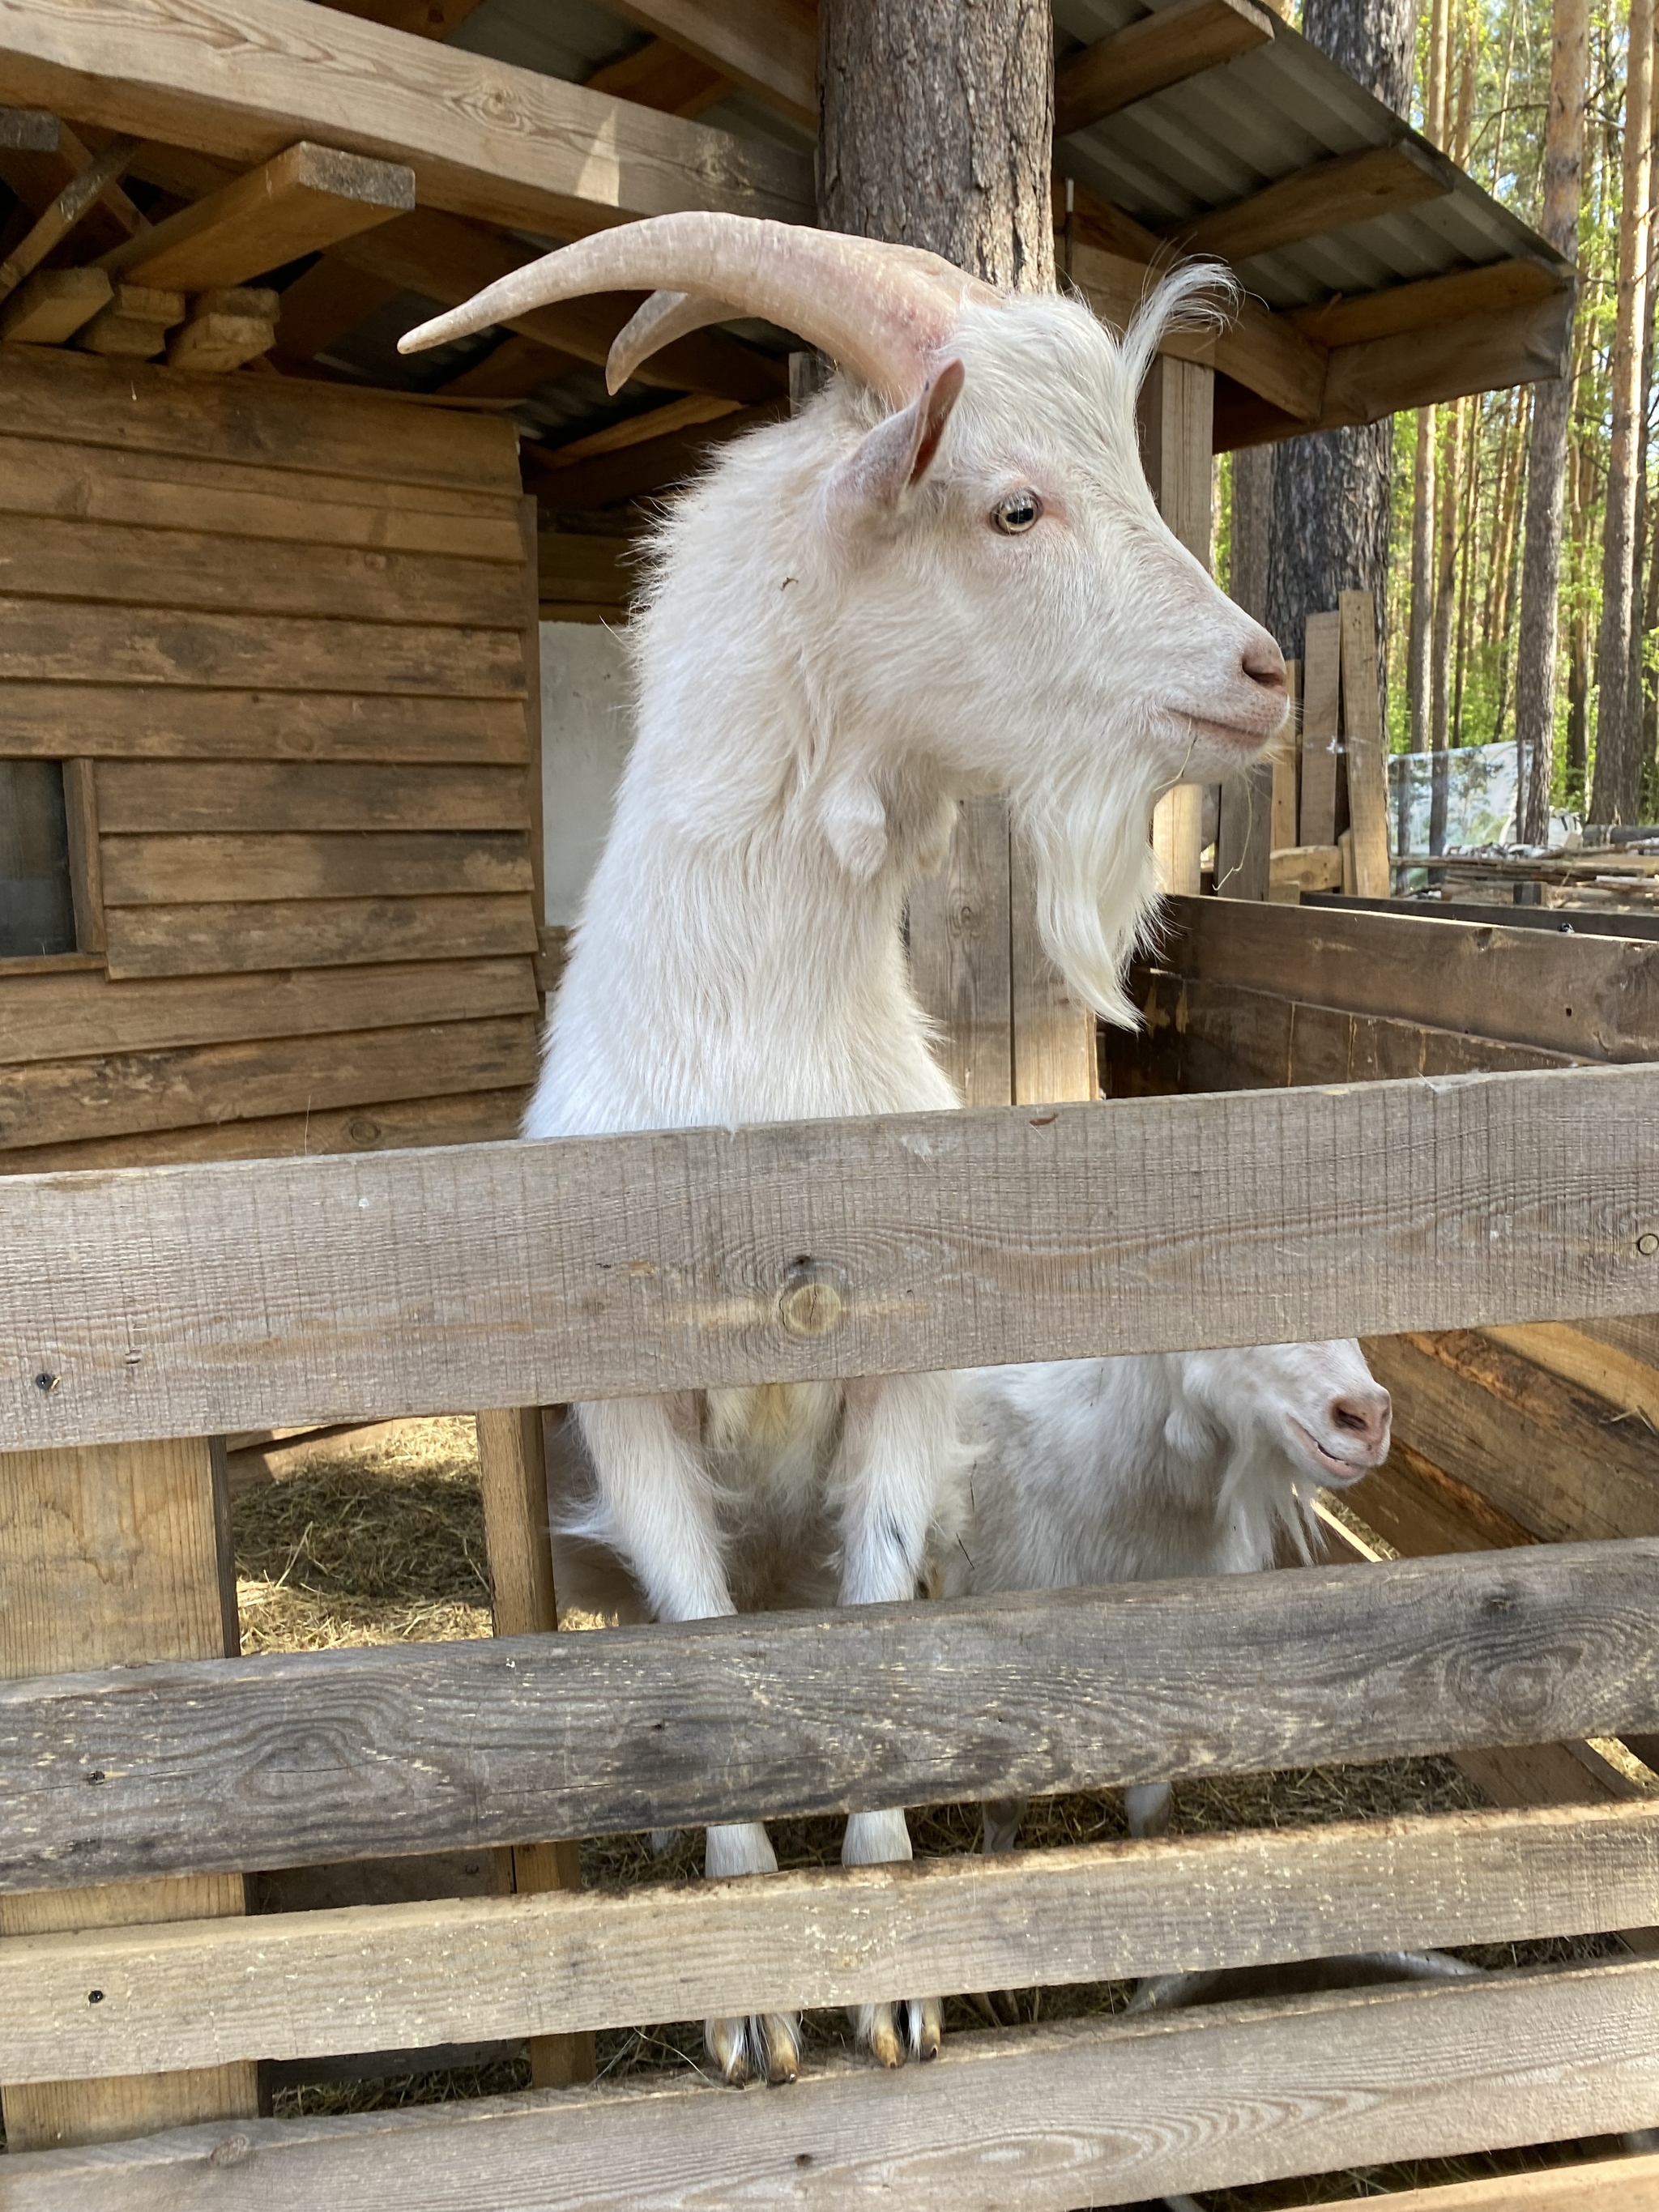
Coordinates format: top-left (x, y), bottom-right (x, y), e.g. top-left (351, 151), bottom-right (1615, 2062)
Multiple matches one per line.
top-left (397, 213), bottom-right (999, 406)
top-left (605, 290), bottom-right (741, 394)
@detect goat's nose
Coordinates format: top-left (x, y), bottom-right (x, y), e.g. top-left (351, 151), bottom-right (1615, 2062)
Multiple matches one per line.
top-left (1242, 632), bottom-right (1287, 694)
top-left (1330, 1389), bottom-right (1392, 1454)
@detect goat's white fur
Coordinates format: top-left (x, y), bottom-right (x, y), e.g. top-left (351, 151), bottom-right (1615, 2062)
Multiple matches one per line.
top-left (527, 272), bottom-right (1286, 2081)
top-left (936, 1340), bottom-right (1392, 1848)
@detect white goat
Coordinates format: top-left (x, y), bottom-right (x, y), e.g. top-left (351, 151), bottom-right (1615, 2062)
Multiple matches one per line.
top-left (936, 1341), bottom-right (1392, 1848)
top-left (403, 215), bottom-right (1287, 2084)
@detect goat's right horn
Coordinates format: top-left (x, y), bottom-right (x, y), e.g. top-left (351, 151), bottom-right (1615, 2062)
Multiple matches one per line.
top-left (397, 213), bottom-right (1000, 407)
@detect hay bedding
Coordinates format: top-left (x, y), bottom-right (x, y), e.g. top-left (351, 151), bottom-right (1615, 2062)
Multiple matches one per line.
top-left (229, 1421), bottom-right (1635, 2202)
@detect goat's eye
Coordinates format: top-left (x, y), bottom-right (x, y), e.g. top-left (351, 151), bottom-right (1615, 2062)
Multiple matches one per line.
top-left (990, 490), bottom-right (1043, 535)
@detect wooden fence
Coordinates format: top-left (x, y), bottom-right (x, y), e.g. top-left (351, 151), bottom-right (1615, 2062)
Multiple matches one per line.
top-left (2, 1062), bottom-right (1658, 2206)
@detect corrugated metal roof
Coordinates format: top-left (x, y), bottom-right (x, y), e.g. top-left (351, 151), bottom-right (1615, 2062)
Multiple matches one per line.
top-left (1052, 0), bottom-right (1563, 309)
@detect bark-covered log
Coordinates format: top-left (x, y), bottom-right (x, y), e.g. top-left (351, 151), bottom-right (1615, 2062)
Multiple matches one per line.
top-left (818, 0), bottom-right (1053, 291)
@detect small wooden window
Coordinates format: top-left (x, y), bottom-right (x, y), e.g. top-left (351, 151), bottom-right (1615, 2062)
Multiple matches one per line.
top-left (0, 758), bottom-right (103, 959)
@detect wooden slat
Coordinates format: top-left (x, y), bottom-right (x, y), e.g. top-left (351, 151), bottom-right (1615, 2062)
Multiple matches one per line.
top-left (906, 795), bottom-right (1013, 1107)
top-left (100, 140), bottom-right (413, 292)
top-left (104, 894), bottom-right (538, 979)
top-left (1299, 610), bottom-right (1342, 846)
top-left (0, 957), bottom-right (538, 1067)
top-left (1485, 1319), bottom-right (1659, 1426)
top-left (101, 833), bottom-right (532, 906)
top-left (1302, 2154), bottom-right (1659, 2211)
top-left (0, 1087), bottom-right (530, 1174)
top-left (0, 134), bottom-right (136, 303)
top-left (0, 264), bottom-right (109, 342)
top-left (4, 1959), bottom-right (1659, 2212)
top-left (0, 601), bottom-right (526, 698)
top-left (1216, 763), bottom-right (1273, 900)
top-left (0, 1015), bottom-right (539, 1151)
top-left (0, 342), bottom-right (521, 493)
top-left (2, 1797), bottom-right (1656, 2084)
top-left (604, 0), bottom-right (816, 127)
top-left (5, 1062), bottom-right (1659, 1447)
top-left (1339, 589), bottom-right (1391, 897)
top-left (1289, 255), bottom-right (1567, 350)
top-left (60, 757), bottom-right (103, 957)
top-left (1152, 893), bottom-right (1659, 1061)
top-left (1141, 352), bottom-right (1213, 897)
top-left (0, 1436), bottom-right (257, 2150)
top-left (1055, 0), bottom-right (1275, 139)
top-left (533, 398), bottom-right (787, 514)
top-left (1169, 143), bottom-right (1452, 265)
top-left (95, 762), bottom-right (527, 833)
top-left (1321, 290), bottom-right (1574, 432)
top-left (0, 687), bottom-right (527, 764)
top-left (583, 36), bottom-right (730, 120)
top-left (2, 1541), bottom-right (1657, 1887)
top-left (0, 0), bottom-right (812, 241)
top-left (0, 433), bottom-right (525, 560)
top-left (0, 515), bottom-right (524, 629)
top-left (0, 116), bottom-right (147, 252)
top-left (1363, 1328), bottom-right (1659, 1545)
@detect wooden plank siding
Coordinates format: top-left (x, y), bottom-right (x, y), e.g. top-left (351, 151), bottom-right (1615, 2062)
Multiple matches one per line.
top-left (0, 347), bottom-right (541, 1170)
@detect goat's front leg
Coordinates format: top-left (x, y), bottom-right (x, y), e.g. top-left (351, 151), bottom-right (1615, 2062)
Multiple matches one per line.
top-left (578, 1393), bottom-right (800, 2087)
top-left (834, 1370), bottom-right (961, 2068)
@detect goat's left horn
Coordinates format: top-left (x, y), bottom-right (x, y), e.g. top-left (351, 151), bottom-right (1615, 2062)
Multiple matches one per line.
top-left (604, 289), bottom-right (740, 394)
top-left (397, 212), bottom-right (999, 406)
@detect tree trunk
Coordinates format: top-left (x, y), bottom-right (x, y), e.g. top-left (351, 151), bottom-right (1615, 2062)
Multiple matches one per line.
top-left (1517, 0), bottom-right (1589, 841)
top-left (819, 0), bottom-right (1053, 291)
top-left (1407, 0), bottom-right (1451, 756)
top-left (1589, 0), bottom-right (1654, 823)
top-left (1430, 398), bottom-right (1463, 748)
top-left (1624, 188), bottom-right (1658, 791)
top-left (1264, 0), bottom-right (1414, 678)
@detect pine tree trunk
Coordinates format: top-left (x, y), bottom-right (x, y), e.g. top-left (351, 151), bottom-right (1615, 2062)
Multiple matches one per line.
top-left (1431, 398), bottom-right (1463, 748)
top-left (1589, 0), bottom-right (1654, 823)
top-left (818, 0), bottom-right (1054, 290)
top-left (1264, 0), bottom-right (1414, 675)
top-left (1517, 0), bottom-right (1589, 842)
top-left (1408, 0), bottom-right (1451, 757)
top-left (1623, 190), bottom-right (1658, 793)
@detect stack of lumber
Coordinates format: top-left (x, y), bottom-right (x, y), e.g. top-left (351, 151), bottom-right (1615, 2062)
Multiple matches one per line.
top-left (0, 345), bottom-right (543, 1172)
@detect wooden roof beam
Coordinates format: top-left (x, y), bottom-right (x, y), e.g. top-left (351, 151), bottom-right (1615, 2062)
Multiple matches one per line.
top-left (586, 36), bottom-right (732, 121)
top-left (604, 0), bottom-right (817, 130)
top-left (318, 0), bottom-right (489, 33)
top-left (0, 0), bottom-right (812, 240)
top-left (97, 141), bottom-right (414, 293)
top-left (1165, 140), bottom-right (1456, 264)
top-left (1055, 0), bottom-right (1277, 139)
top-left (0, 106), bottom-right (58, 151)
top-left (1286, 255), bottom-right (1569, 348)
top-left (0, 115), bottom-right (148, 256)
top-left (527, 397), bottom-right (787, 514)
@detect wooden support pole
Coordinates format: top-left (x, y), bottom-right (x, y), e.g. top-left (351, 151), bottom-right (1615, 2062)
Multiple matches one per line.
top-left (1339, 587), bottom-right (1392, 896)
top-left (473, 1407), bottom-right (595, 2089)
top-left (1141, 353), bottom-right (1216, 895)
top-left (1299, 609), bottom-right (1343, 846)
top-left (0, 1436), bottom-right (258, 2150)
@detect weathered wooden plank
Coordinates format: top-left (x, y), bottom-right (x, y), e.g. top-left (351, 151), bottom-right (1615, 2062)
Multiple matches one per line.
top-left (0, 263), bottom-right (109, 341)
top-left (1299, 611), bottom-right (1342, 846)
top-left (1171, 143), bottom-right (1452, 266)
top-left (101, 833), bottom-right (532, 908)
top-left (95, 762), bottom-right (528, 833)
top-left (0, 342), bottom-right (520, 493)
top-left (5, 1063), bottom-right (1659, 1446)
top-left (1483, 1319), bottom-right (1659, 1427)
top-left (0, 433), bottom-right (525, 560)
top-left (0, 1437), bottom-right (257, 2150)
top-left (0, 1087), bottom-right (530, 1175)
top-left (1216, 763), bottom-right (1273, 900)
top-left (0, 516), bottom-right (524, 629)
top-left (604, 0), bottom-right (817, 128)
top-left (1142, 352), bottom-right (1213, 896)
top-left (0, 686), bottom-right (527, 765)
top-left (100, 141), bottom-right (412, 292)
top-left (1339, 589), bottom-right (1391, 898)
top-left (1, 1797), bottom-right (1654, 2084)
top-left (0, 600), bottom-right (526, 697)
top-left (906, 795), bottom-right (1013, 1107)
top-left (1055, 0), bottom-right (1275, 138)
top-left (0, 959), bottom-right (536, 1068)
top-left (1153, 893), bottom-right (1659, 1060)
top-left (6, 1962), bottom-right (1659, 2212)
top-left (1362, 1329), bottom-right (1659, 1545)
top-left (60, 757), bottom-right (103, 957)
top-left (0, 0), bottom-right (812, 245)
top-left (104, 894), bottom-right (539, 980)
top-left (0, 1016), bottom-right (539, 1152)
top-left (1305, 2154), bottom-right (1659, 2211)
top-left (2, 1541), bottom-right (1657, 1887)
top-left (1321, 291), bottom-right (1575, 432)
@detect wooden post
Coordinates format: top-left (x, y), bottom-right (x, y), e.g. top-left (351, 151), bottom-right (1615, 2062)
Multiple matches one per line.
top-left (1299, 611), bottom-right (1343, 848)
top-left (0, 1437), bottom-right (258, 2150)
top-left (474, 1407), bottom-right (596, 2090)
top-left (1339, 587), bottom-right (1392, 897)
top-left (1140, 355), bottom-right (1215, 897)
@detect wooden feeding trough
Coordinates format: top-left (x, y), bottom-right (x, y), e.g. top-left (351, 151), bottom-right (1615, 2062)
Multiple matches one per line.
top-left (1, 2), bottom-right (1656, 2206)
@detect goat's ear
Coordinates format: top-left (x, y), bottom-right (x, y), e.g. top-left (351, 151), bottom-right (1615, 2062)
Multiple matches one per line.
top-left (826, 359), bottom-right (965, 520)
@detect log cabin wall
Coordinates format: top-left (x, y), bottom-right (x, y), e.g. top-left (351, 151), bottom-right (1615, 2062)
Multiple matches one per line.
top-left (1107, 894), bottom-right (1659, 1796)
top-left (0, 344), bottom-right (543, 1173)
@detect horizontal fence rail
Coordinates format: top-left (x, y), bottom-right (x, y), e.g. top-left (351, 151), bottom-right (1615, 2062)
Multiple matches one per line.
top-left (5, 1063), bottom-right (1659, 1447)
top-left (7, 1962), bottom-right (1659, 2212)
top-left (4, 1543), bottom-right (1657, 1892)
top-left (1, 1801), bottom-right (1655, 2084)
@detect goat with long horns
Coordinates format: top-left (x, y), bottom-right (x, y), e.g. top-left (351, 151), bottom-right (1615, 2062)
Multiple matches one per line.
top-left (403, 215), bottom-right (1288, 2088)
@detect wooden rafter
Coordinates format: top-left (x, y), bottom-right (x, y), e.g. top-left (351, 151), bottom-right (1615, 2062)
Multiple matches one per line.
top-left (528, 398), bottom-right (787, 513)
top-left (1286, 254), bottom-right (1567, 347)
top-left (318, 0), bottom-right (489, 32)
top-left (586, 36), bottom-right (731, 119)
top-left (1055, 0), bottom-right (1277, 139)
top-left (605, 0), bottom-right (817, 129)
top-left (1166, 140), bottom-right (1455, 264)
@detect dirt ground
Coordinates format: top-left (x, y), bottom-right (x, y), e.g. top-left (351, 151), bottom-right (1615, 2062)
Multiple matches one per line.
top-left (228, 1417), bottom-right (1642, 2206)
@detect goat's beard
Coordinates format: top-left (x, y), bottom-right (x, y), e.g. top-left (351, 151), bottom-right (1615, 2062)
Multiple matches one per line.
top-left (1017, 770), bottom-right (1162, 1031)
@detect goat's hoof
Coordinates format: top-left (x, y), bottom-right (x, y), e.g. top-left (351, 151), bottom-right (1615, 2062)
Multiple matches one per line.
top-left (706, 2011), bottom-right (800, 2086)
top-left (856, 1998), bottom-right (942, 2068)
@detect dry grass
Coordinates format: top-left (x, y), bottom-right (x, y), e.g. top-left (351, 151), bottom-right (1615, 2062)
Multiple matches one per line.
top-left (231, 1420), bottom-right (1643, 2199)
